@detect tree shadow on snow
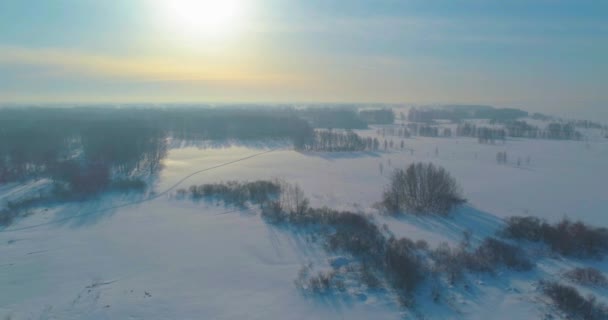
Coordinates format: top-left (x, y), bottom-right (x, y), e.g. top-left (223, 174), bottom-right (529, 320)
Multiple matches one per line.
top-left (264, 223), bottom-right (328, 263)
top-left (390, 205), bottom-right (505, 245)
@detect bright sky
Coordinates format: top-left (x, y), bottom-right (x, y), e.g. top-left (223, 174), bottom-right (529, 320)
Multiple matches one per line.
top-left (0, 0), bottom-right (606, 117)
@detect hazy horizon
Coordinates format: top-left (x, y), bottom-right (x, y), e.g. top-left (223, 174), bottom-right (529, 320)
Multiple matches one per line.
top-left (1, 0), bottom-right (606, 121)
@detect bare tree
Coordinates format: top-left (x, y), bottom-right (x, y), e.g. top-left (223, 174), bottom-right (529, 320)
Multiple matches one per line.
top-left (382, 163), bottom-right (465, 214)
top-left (279, 182), bottom-right (309, 215)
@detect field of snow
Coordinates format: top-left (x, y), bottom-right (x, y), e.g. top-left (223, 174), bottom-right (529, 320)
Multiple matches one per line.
top-left (1, 124), bottom-right (607, 319)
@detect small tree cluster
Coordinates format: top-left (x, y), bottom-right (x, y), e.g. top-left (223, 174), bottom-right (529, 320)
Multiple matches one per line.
top-left (540, 281), bottom-right (608, 320)
top-left (467, 238), bottom-right (533, 272)
top-left (546, 123), bottom-right (582, 140)
top-left (177, 180), bottom-right (282, 206)
top-left (381, 163), bottom-right (466, 215)
top-left (384, 237), bottom-right (427, 297)
top-left (505, 120), bottom-right (540, 138)
top-left (380, 126), bottom-right (411, 138)
top-left (302, 130), bottom-right (369, 152)
top-left (502, 216), bottom-right (608, 258)
top-left (456, 123), bottom-right (506, 143)
top-left (431, 237), bottom-right (533, 284)
top-left (477, 127), bottom-right (507, 144)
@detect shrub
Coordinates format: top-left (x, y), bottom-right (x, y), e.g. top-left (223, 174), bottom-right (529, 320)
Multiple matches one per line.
top-left (431, 242), bottom-right (468, 284)
top-left (326, 227), bottom-right (384, 259)
top-left (502, 216), bottom-right (545, 241)
top-left (564, 268), bottom-right (608, 288)
top-left (467, 238), bottom-right (533, 272)
top-left (384, 237), bottom-right (426, 293)
top-left (260, 201), bottom-right (286, 224)
top-left (431, 238), bottom-right (533, 283)
top-left (503, 217), bottom-right (608, 258)
top-left (540, 281), bottom-right (608, 320)
top-left (382, 162), bottom-right (465, 214)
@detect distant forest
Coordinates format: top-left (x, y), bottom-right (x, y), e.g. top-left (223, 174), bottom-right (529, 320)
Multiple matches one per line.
top-left (0, 107), bottom-right (394, 192)
top-left (408, 105), bottom-right (528, 122)
top-left (406, 105), bottom-right (593, 141)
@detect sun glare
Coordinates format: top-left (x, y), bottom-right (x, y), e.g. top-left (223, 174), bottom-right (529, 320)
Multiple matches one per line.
top-left (160, 0), bottom-right (245, 39)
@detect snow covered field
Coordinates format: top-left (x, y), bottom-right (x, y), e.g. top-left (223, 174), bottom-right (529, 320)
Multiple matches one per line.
top-left (1, 124), bottom-right (607, 319)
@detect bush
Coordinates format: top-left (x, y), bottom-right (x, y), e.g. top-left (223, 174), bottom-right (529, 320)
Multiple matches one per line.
top-left (431, 238), bottom-right (533, 283)
top-left (502, 216), bottom-right (545, 241)
top-left (503, 217), bottom-right (608, 258)
top-left (326, 226), bottom-right (384, 259)
top-left (382, 163), bottom-right (465, 214)
top-left (467, 238), bottom-right (533, 272)
top-left (384, 237), bottom-right (426, 294)
top-left (431, 242), bottom-right (468, 284)
top-left (260, 201), bottom-right (286, 224)
top-left (540, 281), bottom-right (608, 320)
top-left (564, 268), bottom-right (608, 288)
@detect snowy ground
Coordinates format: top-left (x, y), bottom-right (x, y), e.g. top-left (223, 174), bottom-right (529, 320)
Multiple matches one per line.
top-left (1, 124), bottom-right (607, 319)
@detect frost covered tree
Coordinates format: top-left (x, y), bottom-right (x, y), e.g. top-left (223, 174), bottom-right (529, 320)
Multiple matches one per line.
top-left (382, 163), bottom-right (465, 214)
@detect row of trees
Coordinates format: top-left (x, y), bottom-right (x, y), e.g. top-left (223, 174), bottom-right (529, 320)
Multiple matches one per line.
top-left (408, 106), bottom-right (528, 122)
top-left (0, 107), bottom-right (319, 194)
top-left (546, 122), bottom-right (582, 140)
top-left (456, 123), bottom-right (506, 143)
top-left (378, 126), bottom-right (411, 138)
top-left (301, 130), bottom-right (368, 152)
top-left (406, 123), bottom-right (452, 138)
top-left (502, 216), bottom-right (608, 258)
top-left (299, 129), bottom-right (409, 152)
top-left (454, 121), bottom-right (583, 142)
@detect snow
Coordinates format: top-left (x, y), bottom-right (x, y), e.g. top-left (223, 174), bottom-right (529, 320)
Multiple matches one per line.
top-left (1, 123), bottom-right (607, 319)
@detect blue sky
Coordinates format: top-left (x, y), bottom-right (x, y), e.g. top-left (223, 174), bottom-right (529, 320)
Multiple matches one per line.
top-left (0, 0), bottom-right (606, 118)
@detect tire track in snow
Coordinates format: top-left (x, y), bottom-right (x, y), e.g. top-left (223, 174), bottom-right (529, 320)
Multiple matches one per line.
top-left (1, 148), bottom-right (279, 233)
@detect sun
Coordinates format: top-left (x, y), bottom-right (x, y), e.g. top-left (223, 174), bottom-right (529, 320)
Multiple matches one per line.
top-left (160, 0), bottom-right (245, 39)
